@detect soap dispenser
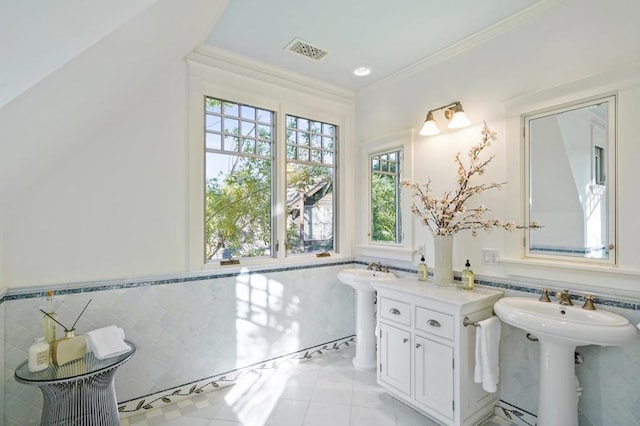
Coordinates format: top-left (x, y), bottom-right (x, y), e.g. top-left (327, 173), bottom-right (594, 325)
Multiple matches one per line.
top-left (461, 259), bottom-right (474, 290)
top-left (417, 255), bottom-right (428, 282)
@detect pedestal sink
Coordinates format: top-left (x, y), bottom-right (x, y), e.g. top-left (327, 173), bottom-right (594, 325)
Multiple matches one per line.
top-left (338, 268), bottom-right (396, 370)
top-left (494, 296), bottom-right (638, 426)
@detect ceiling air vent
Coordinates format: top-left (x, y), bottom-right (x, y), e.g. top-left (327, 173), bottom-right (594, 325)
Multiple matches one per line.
top-left (284, 38), bottom-right (329, 61)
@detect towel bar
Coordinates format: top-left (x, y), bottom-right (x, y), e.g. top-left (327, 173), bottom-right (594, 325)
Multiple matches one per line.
top-left (463, 315), bottom-right (497, 327)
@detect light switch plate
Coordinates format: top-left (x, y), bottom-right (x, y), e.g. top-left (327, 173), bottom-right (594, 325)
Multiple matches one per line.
top-left (482, 249), bottom-right (500, 265)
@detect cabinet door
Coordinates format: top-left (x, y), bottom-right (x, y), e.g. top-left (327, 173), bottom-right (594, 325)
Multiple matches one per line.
top-left (379, 322), bottom-right (411, 395)
top-left (414, 335), bottom-right (454, 419)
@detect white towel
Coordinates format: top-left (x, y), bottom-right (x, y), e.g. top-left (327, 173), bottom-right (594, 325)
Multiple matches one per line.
top-left (86, 326), bottom-right (130, 360)
top-left (474, 317), bottom-right (501, 393)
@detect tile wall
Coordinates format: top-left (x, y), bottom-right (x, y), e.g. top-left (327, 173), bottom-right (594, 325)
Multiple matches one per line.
top-left (2, 262), bottom-right (640, 426)
top-left (2, 262), bottom-right (355, 426)
top-left (1, 290), bottom-right (5, 426)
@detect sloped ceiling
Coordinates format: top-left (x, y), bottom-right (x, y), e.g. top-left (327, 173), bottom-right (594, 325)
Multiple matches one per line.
top-left (0, 0), bottom-right (229, 204)
top-left (0, 0), bottom-right (158, 109)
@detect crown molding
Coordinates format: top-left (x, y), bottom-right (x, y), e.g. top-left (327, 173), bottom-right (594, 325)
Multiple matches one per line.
top-left (187, 44), bottom-right (355, 107)
top-left (358, 0), bottom-right (567, 94)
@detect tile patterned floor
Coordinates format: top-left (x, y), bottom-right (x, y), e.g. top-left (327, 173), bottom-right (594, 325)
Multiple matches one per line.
top-left (120, 346), bottom-right (511, 426)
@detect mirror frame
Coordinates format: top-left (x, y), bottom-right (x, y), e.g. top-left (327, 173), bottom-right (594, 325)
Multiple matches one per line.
top-left (523, 94), bottom-right (617, 265)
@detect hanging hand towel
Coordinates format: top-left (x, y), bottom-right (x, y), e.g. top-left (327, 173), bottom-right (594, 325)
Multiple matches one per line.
top-left (473, 316), bottom-right (501, 393)
top-left (86, 325), bottom-right (130, 360)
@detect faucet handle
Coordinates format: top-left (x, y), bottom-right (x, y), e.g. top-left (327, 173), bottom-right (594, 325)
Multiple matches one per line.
top-left (555, 289), bottom-right (574, 306)
top-left (582, 295), bottom-right (596, 310)
top-left (539, 288), bottom-right (551, 302)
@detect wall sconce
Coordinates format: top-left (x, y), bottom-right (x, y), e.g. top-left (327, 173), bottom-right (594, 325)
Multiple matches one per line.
top-left (419, 101), bottom-right (470, 136)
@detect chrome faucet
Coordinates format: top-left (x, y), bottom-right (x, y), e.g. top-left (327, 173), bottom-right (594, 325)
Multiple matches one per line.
top-left (556, 289), bottom-right (574, 306)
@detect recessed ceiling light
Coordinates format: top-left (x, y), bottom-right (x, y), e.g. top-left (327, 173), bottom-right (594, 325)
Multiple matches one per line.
top-left (353, 66), bottom-right (371, 77)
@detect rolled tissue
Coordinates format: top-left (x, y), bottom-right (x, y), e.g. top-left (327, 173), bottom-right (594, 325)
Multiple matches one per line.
top-left (86, 325), bottom-right (130, 360)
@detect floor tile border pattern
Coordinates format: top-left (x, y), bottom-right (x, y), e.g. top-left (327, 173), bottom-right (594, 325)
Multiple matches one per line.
top-left (495, 400), bottom-right (537, 426)
top-left (117, 335), bottom-right (355, 418)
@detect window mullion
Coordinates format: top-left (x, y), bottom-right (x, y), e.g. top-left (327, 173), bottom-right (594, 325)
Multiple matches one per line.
top-left (275, 109), bottom-right (288, 260)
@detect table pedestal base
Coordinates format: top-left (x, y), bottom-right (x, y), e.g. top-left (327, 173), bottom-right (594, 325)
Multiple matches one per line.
top-left (38, 367), bottom-right (119, 426)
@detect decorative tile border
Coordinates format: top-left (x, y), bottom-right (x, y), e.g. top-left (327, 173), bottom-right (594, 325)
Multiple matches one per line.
top-left (117, 335), bottom-right (355, 418)
top-left (2, 259), bottom-right (639, 310)
top-left (354, 260), bottom-right (640, 310)
top-left (495, 400), bottom-right (537, 426)
top-left (2, 260), bottom-right (355, 302)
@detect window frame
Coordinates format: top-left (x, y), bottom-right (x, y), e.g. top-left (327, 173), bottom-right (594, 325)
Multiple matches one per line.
top-left (188, 76), bottom-right (349, 270)
top-left (355, 130), bottom-right (415, 261)
top-left (284, 113), bottom-right (338, 255)
top-left (369, 148), bottom-right (403, 245)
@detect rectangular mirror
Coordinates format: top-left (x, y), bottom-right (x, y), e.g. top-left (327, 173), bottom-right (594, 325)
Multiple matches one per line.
top-left (524, 95), bottom-right (616, 263)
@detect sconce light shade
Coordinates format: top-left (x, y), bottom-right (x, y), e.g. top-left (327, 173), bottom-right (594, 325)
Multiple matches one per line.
top-left (419, 111), bottom-right (440, 136)
top-left (447, 103), bottom-right (470, 129)
top-left (419, 101), bottom-right (470, 136)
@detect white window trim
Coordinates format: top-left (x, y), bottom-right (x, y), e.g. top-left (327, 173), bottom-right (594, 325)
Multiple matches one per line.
top-left (187, 61), bottom-right (354, 271)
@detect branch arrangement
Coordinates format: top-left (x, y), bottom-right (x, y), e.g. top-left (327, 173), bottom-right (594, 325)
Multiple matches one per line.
top-left (401, 123), bottom-right (541, 236)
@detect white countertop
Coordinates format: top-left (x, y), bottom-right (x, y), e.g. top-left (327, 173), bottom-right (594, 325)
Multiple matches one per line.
top-left (372, 277), bottom-right (503, 306)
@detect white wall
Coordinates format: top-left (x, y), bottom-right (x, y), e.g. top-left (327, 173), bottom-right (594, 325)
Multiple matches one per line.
top-left (355, 0), bottom-right (640, 296)
top-left (3, 62), bottom-right (191, 287)
top-left (0, 0), bottom-right (231, 288)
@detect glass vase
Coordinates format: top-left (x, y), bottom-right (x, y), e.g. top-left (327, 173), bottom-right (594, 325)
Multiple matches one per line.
top-left (433, 234), bottom-right (454, 287)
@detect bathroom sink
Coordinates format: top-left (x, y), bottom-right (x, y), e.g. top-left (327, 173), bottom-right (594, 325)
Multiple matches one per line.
top-left (495, 295), bottom-right (637, 425)
top-left (494, 296), bottom-right (637, 347)
top-left (338, 268), bottom-right (396, 370)
top-left (337, 268), bottom-right (396, 292)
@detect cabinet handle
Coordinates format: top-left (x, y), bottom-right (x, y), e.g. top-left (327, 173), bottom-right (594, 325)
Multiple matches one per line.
top-left (416, 343), bottom-right (421, 349)
top-left (403, 338), bottom-right (408, 343)
top-left (389, 308), bottom-right (401, 315)
top-left (427, 319), bottom-right (441, 328)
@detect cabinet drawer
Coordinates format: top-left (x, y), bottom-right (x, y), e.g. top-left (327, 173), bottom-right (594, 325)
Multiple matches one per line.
top-left (380, 297), bottom-right (411, 326)
top-left (415, 307), bottom-right (454, 340)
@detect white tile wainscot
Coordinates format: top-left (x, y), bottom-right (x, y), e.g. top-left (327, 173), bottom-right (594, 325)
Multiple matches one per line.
top-left (372, 278), bottom-right (503, 426)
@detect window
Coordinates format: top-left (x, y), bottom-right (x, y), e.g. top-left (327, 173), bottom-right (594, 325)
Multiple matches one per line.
top-left (370, 150), bottom-right (402, 244)
top-left (203, 97), bottom-right (338, 262)
top-left (285, 115), bottom-right (337, 254)
top-left (204, 97), bottom-right (275, 260)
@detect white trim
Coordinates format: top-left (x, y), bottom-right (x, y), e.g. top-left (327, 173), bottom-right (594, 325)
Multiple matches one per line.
top-left (187, 47), bottom-right (354, 106)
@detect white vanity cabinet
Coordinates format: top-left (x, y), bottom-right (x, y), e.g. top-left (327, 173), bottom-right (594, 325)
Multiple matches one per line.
top-left (373, 278), bottom-right (503, 426)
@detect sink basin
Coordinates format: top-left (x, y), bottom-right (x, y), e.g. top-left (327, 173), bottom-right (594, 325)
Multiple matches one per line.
top-left (338, 268), bottom-right (396, 370)
top-left (494, 296), bottom-right (637, 426)
top-left (494, 296), bottom-right (637, 346)
top-left (337, 268), bottom-right (396, 292)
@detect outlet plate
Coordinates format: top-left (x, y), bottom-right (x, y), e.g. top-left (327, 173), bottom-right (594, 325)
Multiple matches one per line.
top-left (482, 249), bottom-right (500, 265)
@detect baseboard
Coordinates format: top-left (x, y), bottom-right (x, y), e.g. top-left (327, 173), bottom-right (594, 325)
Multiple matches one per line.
top-left (117, 335), bottom-right (355, 418)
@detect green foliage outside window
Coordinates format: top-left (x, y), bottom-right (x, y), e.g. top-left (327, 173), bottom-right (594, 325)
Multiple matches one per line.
top-left (203, 97), bottom-right (338, 261)
top-left (370, 150), bottom-right (402, 244)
